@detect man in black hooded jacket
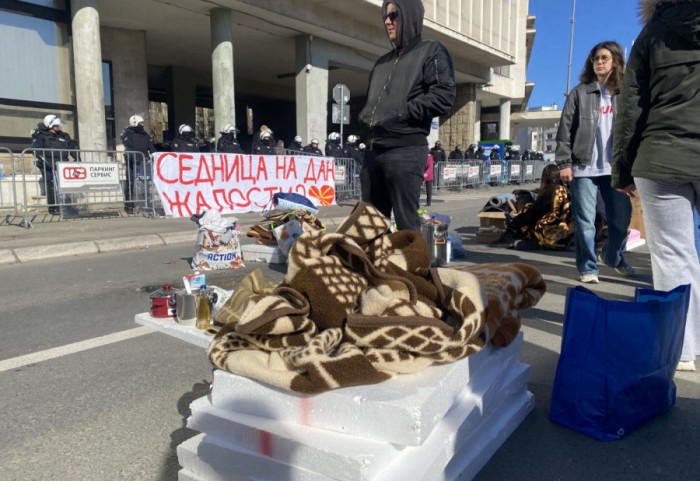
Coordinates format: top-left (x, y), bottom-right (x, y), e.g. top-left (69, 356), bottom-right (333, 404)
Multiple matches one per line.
top-left (358, 0), bottom-right (455, 232)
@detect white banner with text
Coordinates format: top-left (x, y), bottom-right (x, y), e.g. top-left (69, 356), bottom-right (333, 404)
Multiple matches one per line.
top-left (152, 153), bottom-right (337, 217)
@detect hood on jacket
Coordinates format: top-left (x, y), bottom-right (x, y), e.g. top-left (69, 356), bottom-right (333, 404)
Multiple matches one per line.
top-left (640, 0), bottom-right (700, 44)
top-left (382, 0), bottom-right (424, 50)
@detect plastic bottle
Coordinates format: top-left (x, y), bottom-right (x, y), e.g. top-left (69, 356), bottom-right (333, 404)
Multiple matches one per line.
top-left (447, 235), bottom-right (452, 263)
top-left (196, 285), bottom-right (211, 330)
top-left (0, 161), bottom-right (5, 180)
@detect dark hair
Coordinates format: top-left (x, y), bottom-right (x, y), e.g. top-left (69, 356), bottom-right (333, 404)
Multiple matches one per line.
top-left (539, 163), bottom-right (562, 192)
top-left (579, 41), bottom-right (625, 91)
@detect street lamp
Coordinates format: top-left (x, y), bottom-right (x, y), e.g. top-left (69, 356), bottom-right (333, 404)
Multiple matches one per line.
top-left (566, 0), bottom-right (576, 95)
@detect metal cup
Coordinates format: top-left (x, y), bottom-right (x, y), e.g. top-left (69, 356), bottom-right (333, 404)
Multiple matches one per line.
top-left (175, 292), bottom-right (198, 326)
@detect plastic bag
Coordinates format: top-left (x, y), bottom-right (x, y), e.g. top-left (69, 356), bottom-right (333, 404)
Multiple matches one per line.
top-left (549, 284), bottom-right (690, 441)
top-left (272, 192), bottom-right (318, 214)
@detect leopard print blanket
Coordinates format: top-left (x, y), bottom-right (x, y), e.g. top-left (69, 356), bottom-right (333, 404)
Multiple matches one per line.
top-left (208, 201), bottom-right (546, 394)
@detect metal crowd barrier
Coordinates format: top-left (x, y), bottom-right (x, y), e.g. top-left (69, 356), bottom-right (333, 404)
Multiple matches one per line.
top-left (333, 157), bottom-right (362, 201)
top-left (0, 147), bottom-right (18, 215)
top-left (430, 159), bottom-right (547, 192)
top-left (15, 149), bottom-right (155, 227)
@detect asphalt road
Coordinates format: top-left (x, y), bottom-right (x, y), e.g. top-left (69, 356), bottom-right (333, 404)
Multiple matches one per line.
top-left (1, 191), bottom-right (699, 480)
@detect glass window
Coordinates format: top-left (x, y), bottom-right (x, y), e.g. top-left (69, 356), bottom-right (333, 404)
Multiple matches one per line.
top-left (0, 12), bottom-right (72, 104)
top-left (16, 0), bottom-right (67, 9)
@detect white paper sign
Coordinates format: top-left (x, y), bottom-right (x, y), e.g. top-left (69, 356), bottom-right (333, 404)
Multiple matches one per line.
top-left (57, 162), bottom-right (121, 193)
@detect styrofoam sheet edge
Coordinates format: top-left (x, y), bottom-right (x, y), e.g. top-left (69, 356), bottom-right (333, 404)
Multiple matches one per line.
top-left (135, 312), bottom-right (212, 349)
top-left (442, 391), bottom-right (534, 481)
top-left (209, 333), bottom-right (524, 446)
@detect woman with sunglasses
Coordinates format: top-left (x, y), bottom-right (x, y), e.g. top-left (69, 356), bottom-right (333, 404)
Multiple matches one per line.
top-left (555, 41), bottom-right (634, 284)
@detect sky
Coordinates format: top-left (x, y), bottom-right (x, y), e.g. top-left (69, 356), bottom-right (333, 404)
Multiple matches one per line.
top-left (526, 0), bottom-right (643, 108)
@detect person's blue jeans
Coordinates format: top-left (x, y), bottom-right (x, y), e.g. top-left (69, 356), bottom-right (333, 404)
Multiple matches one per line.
top-left (571, 175), bottom-right (631, 276)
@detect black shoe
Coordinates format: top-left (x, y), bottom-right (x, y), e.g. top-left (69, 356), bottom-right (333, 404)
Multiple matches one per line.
top-left (48, 208), bottom-right (60, 215)
top-left (488, 230), bottom-right (516, 248)
top-left (124, 206), bottom-right (134, 214)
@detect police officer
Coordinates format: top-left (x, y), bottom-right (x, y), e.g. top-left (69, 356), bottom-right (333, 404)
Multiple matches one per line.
top-left (252, 131), bottom-right (276, 155)
top-left (287, 135), bottom-right (304, 154)
top-left (31, 114), bottom-right (78, 214)
top-left (304, 138), bottom-right (323, 156)
top-left (475, 144), bottom-right (486, 160)
top-left (216, 124), bottom-right (244, 154)
top-left (489, 144), bottom-right (501, 160)
top-left (343, 135), bottom-right (364, 165)
top-left (465, 144), bottom-right (478, 160)
top-left (430, 140), bottom-right (446, 163)
top-left (251, 125), bottom-right (275, 153)
top-left (171, 124), bottom-right (200, 152)
top-left (325, 132), bottom-right (344, 158)
top-left (121, 114), bottom-right (156, 214)
top-left (448, 144), bottom-right (464, 160)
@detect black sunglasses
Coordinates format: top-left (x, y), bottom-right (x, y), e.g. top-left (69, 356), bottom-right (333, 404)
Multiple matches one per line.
top-left (383, 11), bottom-right (399, 22)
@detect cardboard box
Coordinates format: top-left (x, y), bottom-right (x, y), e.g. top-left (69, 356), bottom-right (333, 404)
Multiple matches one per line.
top-left (478, 211), bottom-right (507, 230)
top-left (476, 228), bottom-right (504, 244)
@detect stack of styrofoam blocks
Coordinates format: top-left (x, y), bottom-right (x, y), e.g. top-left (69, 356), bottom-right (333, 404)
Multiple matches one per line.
top-left (178, 332), bottom-right (533, 481)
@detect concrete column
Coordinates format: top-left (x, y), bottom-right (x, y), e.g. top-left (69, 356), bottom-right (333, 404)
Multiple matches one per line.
top-left (439, 83), bottom-right (477, 148)
top-left (166, 67), bottom-right (197, 138)
top-left (211, 8), bottom-right (236, 140)
top-left (499, 98), bottom-right (511, 140)
top-left (101, 27), bottom-right (149, 145)
top-left (295, 35), bottom-right (329, 147)
top-left (71, 0), bottom-right (107, 151)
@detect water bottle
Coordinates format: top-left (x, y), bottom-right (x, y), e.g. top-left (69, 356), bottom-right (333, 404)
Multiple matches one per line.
top-left (0, 161), bottom-right (6, 180)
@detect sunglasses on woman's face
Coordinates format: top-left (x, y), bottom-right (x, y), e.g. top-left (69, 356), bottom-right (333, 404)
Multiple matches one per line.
top-left (591, 55), bottom-right (612, 63)
top-left (383, 11), bottom-right (399, 22)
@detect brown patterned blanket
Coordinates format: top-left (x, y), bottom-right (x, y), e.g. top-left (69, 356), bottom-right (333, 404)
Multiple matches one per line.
top-left (208, 201), bottom-right (546, 394)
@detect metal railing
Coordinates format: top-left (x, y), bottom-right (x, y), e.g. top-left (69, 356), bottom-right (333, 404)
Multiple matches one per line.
top-left (0, 147), bottom-right (17, 214)
top-left (15, 148), bottom-right (157, 227)
top-left (430, 159), bottom-right (548, 191)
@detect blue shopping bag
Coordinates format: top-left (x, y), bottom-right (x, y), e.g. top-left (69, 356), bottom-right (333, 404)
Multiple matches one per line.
top-left (549, 284), bottom-right (690, 441)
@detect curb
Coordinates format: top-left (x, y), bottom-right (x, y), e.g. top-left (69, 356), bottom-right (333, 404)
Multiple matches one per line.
top-left (6, 232), bottom-right (194, 265)
top-left (3, 216), bottom-right (352, 265)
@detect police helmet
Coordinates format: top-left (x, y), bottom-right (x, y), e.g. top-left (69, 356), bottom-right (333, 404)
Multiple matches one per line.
top-left (44, 114), bottom-right (62, 129)
top-left (328, 132), bottom-right (340, 142)
top-left (311, 138), bottom-right (319, 145)
top-left (294, 136), bottom-right (302, 143)
top-left (260, 131), bottom-right (271, 140)
top-left (347, 135), bottom-right (358, 144)
top-left (223, 124), bottom-right (239, 134)
top-left (359, 143), bottom-right (366, 150)
top-left (179, 124), bottom-right (193, 135)
top-left (129, 115), bottom-right (144, 127)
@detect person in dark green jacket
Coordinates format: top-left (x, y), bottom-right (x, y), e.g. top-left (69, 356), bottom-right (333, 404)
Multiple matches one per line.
top-left (612, 0), bottom-right (700, 371)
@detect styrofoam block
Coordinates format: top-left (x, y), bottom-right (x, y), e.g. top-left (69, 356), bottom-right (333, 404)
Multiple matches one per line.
top-left (184, 363), bottom-right (530, 481)
top-left (209, 332), bottom-right (524, 446)
top-left (135, 312), bottom-right (212, 349)
top-left (179, 468), bottom-right (257, 481)
top-left (438, 391), bottom-right (534, 481)
top-left (241, 244), bottom-right (287, 264)
top-left (376, 363), bottom-right (531, 481)
top-left (187, 397), bottom-right (393, 481)
top-left (178, 434), bottom-right (331, 481)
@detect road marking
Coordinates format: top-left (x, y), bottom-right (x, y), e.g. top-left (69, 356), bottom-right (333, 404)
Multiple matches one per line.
top-left (0, 327), bottom-right (154, 373)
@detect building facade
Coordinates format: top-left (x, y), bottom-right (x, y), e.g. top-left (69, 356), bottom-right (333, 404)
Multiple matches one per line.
top-left (0, 0), bottom-right (536, 153)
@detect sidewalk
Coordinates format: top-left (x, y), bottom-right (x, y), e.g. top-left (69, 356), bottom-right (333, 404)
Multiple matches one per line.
top-left (0, 198), bottom-right (372, 265)
top-left (0, 188), bottom-right (508, 265)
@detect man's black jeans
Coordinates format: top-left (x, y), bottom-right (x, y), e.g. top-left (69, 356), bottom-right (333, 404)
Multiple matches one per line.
top-left (361, 144), bottom-right (428, 232)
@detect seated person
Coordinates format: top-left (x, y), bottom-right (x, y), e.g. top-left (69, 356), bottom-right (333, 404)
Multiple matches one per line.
top-left (490, 164), bottom-right (574, 249)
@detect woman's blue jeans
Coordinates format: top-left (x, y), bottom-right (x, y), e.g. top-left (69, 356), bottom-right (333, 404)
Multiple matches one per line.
top-left (571, 175), bottom-right (631, 276)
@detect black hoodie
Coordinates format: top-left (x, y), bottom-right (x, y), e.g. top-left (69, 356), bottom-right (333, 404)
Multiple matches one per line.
top-left (358, 0), bottom-right (456, 149)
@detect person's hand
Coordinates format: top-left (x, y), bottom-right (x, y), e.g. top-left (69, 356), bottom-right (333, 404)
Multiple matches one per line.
top-left (616, 184), bottom-right (637, 198)
top-left (559, 167), bottom-right (573, 183)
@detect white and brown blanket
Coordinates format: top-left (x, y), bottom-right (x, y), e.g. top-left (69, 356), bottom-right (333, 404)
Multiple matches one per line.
top-left (208, 201), bottom-right (546, 394)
